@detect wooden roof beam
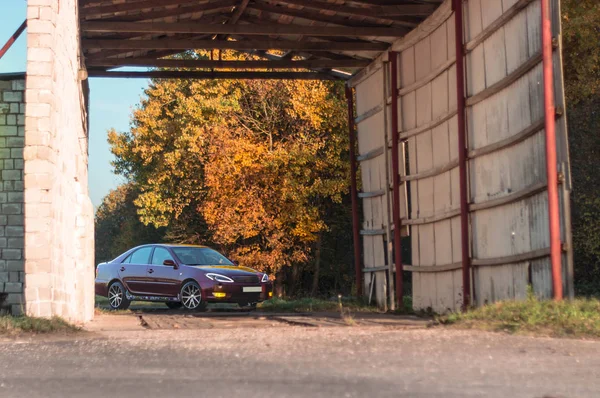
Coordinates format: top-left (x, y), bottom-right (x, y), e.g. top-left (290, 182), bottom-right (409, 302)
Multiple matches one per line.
top-left (82, 38), bottom-right (390, 52)
top-left (345, 0), bottom-right (442, 6)
top-left (82, 2), bottom-right (237, 22)
top-left (81, 21), bottom-right (409, 37)
top-left (81, 0), bottom-right (235, 19)
top-left (251, 1), bottom-right (418, 28)
top-left (83, 16), bottom-right (228, 40)
top-left (214, 0), bottom-right (251, 41)
top-left (85, 58), bottom-right (371, 69)
top-left (83, 37), bottom-right (365, 63)
top-left (249, 1), bottom-right (396, 28)
top-left (228, 0), bottom-right (251, 25)
top-left (80, 0), bottom-right (119, 7)
top-left (87, 70), bottom-right (344, 80)
top-left (263, 0), bottom-right (436, 18)
top-left (242, 49), bottom-right (353, 80)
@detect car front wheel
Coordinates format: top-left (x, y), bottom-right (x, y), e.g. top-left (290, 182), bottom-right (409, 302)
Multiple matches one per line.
top-left (180, 281), bottom-right (207, 311)
top-left (108, 281), bottom-right (131, 310)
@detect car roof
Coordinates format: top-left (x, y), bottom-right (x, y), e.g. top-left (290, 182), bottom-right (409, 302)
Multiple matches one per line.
top-left (155, 244), bottom-right (209, 249)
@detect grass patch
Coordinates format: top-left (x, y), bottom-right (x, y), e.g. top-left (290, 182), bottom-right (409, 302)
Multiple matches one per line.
top-left (94, 295), bottom-right (131, 315)
top-left (257, 297), bottom-right (379, 313)
top-left (95, 295), bottom-right (109, 306)
top-left (439, 293), bottom-right (600, 338)
top-left (0, 316), bottom-right (80, 336)
top-left (394, 296), bottom-right (417, 315)
top-left (342, 314), bottom-right (357, 326)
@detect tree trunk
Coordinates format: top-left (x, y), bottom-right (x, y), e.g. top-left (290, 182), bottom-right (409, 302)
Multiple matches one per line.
top-left (311, 233), bottom-right (323, 297)
top-left (274, 269), bottom-right (285, 297)
top-left (289, 263), bottom-right (300, 297)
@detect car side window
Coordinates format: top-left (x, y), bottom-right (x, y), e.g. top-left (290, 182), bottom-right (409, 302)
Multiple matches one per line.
top-left (129, 247), bottom-right (153, 265)
top-left (151, 247), bottom-right (174, 266)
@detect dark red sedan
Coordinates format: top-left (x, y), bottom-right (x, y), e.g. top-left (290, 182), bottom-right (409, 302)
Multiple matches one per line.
top-left (95, 244), bottom-right (273, 311)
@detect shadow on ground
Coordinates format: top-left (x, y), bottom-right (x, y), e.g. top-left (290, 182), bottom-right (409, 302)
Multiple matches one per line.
top-left (90, 302), bottom-right (432, 332)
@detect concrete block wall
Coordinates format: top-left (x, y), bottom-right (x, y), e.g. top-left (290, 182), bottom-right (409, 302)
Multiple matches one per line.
top-left (24, 0), bottom-right (95, 322)
top-left (0, 75), bottom-right (25, 315)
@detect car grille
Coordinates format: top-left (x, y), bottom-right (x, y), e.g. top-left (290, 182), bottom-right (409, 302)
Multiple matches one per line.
top-left (233, 275), bottom-right (260, 284)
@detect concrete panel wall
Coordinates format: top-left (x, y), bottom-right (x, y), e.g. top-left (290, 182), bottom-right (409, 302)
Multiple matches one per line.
top-left (466, 0), bottom-right (572, 304)
top-left (398, 7), bottom-right (462, 313)
top-left (354, 69), bottom-right (394, 307)
top-left (0, 75), bottom-right (26, 315)
top-left (24, 0), bottom-right (94, 322)
top-left (350, 0), bottom-right (572, 312)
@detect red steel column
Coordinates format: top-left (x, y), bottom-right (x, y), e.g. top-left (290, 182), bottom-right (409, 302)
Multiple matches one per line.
top-left (345, 85), bottom-right (363, 297)
top-left (541, 0), bottom-right (563, 300)
top-left (452, 0), bottom-right (471, 309)
top-left (0, 20), bottom-right (26, 60)
top-left (389, 52), bottom-right (403, 306)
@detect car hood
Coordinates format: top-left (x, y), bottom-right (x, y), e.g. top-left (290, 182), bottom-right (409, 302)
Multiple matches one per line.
top-left (191, 265), bottom-right (260, 276)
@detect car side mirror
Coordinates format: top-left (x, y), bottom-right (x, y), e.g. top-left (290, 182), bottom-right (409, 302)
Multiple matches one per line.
top-left (163, 259), bottom-right (176, 267)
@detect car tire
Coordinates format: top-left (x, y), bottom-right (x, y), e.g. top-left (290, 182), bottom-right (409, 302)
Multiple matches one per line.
top-left (165, 302), bottom-right (183, 310)
top-left (108, 281), bottom-right (131, 310)
top-left (180, 281), bottom-right (207, 312)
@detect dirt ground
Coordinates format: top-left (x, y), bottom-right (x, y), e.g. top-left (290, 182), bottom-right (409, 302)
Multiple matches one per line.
top-left (0, 311), bottom-right (599, 398)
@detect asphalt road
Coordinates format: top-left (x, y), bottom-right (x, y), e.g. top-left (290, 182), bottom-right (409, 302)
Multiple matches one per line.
top-left (1, 326), bottom-right (599, 398)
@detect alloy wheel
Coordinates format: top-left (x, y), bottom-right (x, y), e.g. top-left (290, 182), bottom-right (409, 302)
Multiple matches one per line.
top-left (181, 282), bottom-right (202, 310)
top-left (109, 284), bottom-right (124, 309)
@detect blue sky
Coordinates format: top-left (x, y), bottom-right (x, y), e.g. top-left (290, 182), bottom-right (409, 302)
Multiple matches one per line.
top-left (0, 2), bottom-right (149, 208)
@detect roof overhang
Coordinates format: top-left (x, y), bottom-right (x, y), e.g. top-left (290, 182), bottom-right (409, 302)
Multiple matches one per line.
top-left (79, 0), bottom-right (443, 80)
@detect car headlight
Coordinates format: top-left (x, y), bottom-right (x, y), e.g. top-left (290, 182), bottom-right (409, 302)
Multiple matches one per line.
top-left (205, 273), bottom-right (234, 283)
top-left (261, 273), bottom-right (269, 283)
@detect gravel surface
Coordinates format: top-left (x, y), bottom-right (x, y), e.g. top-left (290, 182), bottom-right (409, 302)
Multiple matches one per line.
top-left (0, 327), bottom-right (599, 398)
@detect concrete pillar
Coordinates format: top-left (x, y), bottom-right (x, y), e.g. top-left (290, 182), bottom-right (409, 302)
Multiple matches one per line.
top-left (24, 0), bottom-right (94, 322)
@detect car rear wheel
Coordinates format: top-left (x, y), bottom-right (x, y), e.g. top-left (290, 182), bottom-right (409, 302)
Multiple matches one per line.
top-left (165, 302), bottom-right (183, 310)
top-left (108, 281), bottom-right (131, 310)
top-left (180, 281), bottom-right (207, 311)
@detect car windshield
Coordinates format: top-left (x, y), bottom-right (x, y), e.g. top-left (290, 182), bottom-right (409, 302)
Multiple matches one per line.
top-left (171, 247), bottom-right (234, 266)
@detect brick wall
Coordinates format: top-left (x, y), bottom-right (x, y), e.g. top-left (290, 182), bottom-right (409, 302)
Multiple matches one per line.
top-left (24, 0), bottom-right (95, 322)
top-left (0, 75), bottom-right (25, 315)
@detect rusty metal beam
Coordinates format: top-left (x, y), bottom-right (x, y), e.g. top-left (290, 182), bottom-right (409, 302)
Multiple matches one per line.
top-left (345, 86), bottom-right (363, 297)
top-left (452, 0), bottom-right (471, 310)
top-left (389, 51), bottom-right (403, 308)
top-left (541, 0), bottom-right (563, 300)
top-left (0, 20), bottom-right (26, 61)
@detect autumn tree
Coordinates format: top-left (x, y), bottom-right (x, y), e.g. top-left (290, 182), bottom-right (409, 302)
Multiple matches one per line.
top-left (562, 0), bottom-right (600, 105)
top-left (95, 183), bottom-right (166, 264)
top-left (561, 0), bottom-right (600, 295)
top-left (108, 52), bottom-right (352, 294)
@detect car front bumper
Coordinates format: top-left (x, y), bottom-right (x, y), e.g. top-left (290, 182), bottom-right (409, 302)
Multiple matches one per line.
top-left (203, 282), bottom-right (273, 304)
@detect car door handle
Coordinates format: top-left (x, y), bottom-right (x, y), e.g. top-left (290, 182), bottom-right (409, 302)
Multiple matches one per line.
top-left (120, 267), bottom-right (125, 272)
top-left (148, 269), bottom-right (154, 274)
